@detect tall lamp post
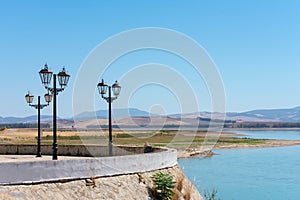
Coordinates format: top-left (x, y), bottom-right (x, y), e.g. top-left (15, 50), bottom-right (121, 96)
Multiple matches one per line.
top-left (25, 92), bottom-right (52, 157)
top-left (97, 79), bottom-right (121, 156)
top-left (39, 63), bottom-right (70, 160)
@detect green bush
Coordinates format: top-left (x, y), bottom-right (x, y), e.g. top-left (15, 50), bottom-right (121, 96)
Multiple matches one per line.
top-left (115, 133), bottom-right (134, 138)
top-left (152, 172), bottom-right (176, 200)
top-left (204, 189), bottom-right (220, 200)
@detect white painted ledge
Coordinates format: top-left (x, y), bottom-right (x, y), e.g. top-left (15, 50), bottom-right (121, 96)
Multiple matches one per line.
top-left (0, 148), bottom-right (177, 185)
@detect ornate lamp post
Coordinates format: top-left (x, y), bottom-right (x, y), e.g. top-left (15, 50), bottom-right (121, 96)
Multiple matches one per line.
top-left (97, 79), bottom-right (121, 156)
top-left (25, 92), bottom-right (52, 157)
top-left (39, 63), bottom-right (70, 160)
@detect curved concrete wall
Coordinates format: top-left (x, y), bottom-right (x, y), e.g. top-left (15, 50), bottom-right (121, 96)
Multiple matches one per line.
top-left (0, 148), bottom-right (177, 185)
top-left (0, 144), bottom-right (162, 157)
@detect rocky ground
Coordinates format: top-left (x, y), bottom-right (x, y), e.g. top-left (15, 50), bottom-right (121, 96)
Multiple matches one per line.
top-left (0, 165), bottom-right (203, 200)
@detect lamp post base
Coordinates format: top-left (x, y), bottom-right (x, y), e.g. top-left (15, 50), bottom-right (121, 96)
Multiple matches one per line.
top-left (109, 142), bottom-right (113, 156)
top-left (52, 143), bottom-right (58, 160)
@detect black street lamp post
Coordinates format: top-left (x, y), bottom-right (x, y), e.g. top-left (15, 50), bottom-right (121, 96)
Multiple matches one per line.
top-left (25, 92), bottom-right (52, 157)
top-left (39, 64), bottom-right (70, 160)
top-left (97, 79), bottom-right (121, 156)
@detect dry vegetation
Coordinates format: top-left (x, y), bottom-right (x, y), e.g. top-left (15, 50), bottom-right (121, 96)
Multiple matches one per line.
top-left (1, 128), bottom-right (299, 154)
top-left (0, 128), bottom-right (267, 146)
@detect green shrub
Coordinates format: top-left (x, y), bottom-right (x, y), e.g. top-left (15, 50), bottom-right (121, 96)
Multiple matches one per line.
top-left (152, 172), bottom-right (176, 200)
top-left (204, 189), bottom-right (220, 200)
top-left (115, 133), bottom-right (133, 138)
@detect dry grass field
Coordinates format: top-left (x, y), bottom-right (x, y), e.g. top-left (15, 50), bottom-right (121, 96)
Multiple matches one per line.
top-left (1, 128), bottom-right (299, 155)
top-left (0, 129), bottom-right (300, 157)
top-left (0, 128), bottom-right (264, 146)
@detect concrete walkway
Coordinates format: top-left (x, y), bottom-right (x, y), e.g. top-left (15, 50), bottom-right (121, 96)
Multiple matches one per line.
top-left (0, 149), bottom-right (177, 185)
top-left (0, 155), bottom-right (89, 163)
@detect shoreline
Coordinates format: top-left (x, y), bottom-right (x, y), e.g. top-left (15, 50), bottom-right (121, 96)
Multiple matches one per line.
top-left (215, 139), bottom-right (300, 150)
top-left (178, 139), bottom-right (300, 159)
top-left (223, 127), bottom-right (300, 131)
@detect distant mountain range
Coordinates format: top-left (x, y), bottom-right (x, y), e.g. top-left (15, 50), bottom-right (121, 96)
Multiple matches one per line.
top-left (2, 106), bottom-right (300, 124)
top-left (0, 115), bottom-right (53, 124)
top-left (225, 106), bottom-right (300, 122)
top-left (74, 108), bottom-right (158, 120)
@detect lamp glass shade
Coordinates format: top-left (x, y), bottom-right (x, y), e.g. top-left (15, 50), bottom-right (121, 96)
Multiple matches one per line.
top-left (39, 64), bottom-right (53, 86)
top-left (25, 93), bottom-right (34, 104)
top-left (58, 67), bottom-right (70, 87)
top-left (44, 93), bottom-right (52, 103)
top-left (112, 81), bottom-right (121, 96)
top-left (97, 79), bottom-right (108, 95)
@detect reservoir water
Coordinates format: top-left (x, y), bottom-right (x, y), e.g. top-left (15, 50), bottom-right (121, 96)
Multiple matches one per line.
top-left (236, 130), bottom-right (300, 140)
top-left (179, 131), bottom-right (300, 200)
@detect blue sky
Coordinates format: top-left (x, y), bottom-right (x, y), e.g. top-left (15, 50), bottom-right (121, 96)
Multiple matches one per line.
top-left (0, 1), bottom-right (299, 118)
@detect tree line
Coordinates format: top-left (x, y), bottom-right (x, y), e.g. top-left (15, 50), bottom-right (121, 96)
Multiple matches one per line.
top-left (0, 123), bottom-right (50, 130)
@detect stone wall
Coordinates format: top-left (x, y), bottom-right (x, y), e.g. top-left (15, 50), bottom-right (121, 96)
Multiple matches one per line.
top-left (0, 144), bottom-right (163, 157)
top-left (0, 165), bottom-right (203, 200)
top-left (0, 148), bottom-right (177, 185)
top-left (0, 145), bottom-right (203, 199)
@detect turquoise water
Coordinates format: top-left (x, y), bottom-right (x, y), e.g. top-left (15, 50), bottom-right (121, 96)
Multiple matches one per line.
top-left (179, 131), bottom-right (300, 200)
top-left (237, 130), bottom-right (300, 140)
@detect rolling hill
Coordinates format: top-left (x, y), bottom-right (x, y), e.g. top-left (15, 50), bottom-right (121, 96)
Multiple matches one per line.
top-left (2, 107), bottom-right (300, 125)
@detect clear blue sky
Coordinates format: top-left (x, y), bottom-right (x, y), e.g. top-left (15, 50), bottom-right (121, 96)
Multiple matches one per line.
top-left (0, 1), bottom-right (299, 118)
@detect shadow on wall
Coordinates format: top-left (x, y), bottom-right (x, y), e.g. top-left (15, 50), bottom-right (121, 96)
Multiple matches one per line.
top-left (0, 144), bottom-right (165, 157)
